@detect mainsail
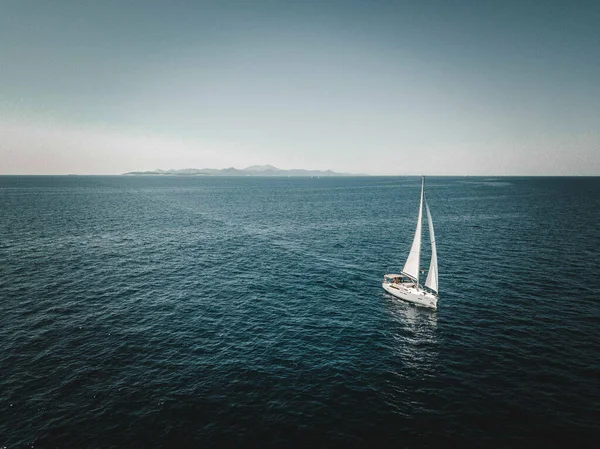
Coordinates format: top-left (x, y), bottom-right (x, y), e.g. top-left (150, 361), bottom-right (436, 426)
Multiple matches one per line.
top-left (424, 198), bottom-right (438, 293)
top-left (401, 177), bottom-right (424, 284)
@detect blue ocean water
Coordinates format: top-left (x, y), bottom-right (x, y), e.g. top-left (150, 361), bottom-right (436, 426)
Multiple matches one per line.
top-left (1, 176), bottom-right (599, 448)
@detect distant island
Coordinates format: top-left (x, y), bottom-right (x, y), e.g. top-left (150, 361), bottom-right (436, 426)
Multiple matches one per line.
top-left (124, 165), bottom-right (363, 177)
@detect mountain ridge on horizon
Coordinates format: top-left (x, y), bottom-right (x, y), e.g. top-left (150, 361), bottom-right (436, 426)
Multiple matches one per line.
top-left (124, 165), bottom-right (364, 177)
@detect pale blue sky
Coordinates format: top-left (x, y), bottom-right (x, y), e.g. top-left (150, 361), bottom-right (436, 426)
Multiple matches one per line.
top-left (1, 0), bottom-right (599, 174)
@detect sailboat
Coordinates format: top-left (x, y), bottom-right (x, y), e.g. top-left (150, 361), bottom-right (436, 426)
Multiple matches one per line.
top-left (382, 176), bottom-right (439, 309)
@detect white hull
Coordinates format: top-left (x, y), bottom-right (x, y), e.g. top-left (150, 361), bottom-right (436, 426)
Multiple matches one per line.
top-left (382, 282), bottom-right (438, 310)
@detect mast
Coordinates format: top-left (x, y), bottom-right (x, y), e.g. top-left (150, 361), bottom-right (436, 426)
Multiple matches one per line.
top-left (401, 176), bottom-right (425, 286)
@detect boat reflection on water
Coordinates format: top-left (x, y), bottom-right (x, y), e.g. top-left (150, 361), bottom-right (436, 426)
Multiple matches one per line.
top-left (386, 295), bottom-right (438, 330)
top-left (384, 295), bottom-right (438, 370)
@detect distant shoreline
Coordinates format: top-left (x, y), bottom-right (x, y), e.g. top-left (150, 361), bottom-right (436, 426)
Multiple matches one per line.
top-left (122, 165), bottom-right (365, 177)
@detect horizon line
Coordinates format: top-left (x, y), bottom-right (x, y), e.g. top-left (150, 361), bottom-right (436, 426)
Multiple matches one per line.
top-left (1, 174), bottom-right (598, 177)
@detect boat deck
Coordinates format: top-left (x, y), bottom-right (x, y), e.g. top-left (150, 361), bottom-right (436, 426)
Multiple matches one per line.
top-left (383, 280), bottom-right (438, 309)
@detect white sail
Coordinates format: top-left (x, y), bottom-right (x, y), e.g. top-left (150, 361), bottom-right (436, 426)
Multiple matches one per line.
top-left (402, 177), bottom-right (424, 284)
top-left (424, 198), bottom-right (438, 293)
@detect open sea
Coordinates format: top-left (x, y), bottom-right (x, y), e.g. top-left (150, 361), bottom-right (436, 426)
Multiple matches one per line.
top-left (1, 175), bottom-right (599, 448)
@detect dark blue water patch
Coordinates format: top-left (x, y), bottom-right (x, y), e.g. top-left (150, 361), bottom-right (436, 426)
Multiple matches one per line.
top-left (1, 176), bottom-right (599, 448)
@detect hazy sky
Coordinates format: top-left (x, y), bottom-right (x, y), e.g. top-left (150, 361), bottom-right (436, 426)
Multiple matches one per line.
top-left (1, 0), bottom-right (599, 175)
